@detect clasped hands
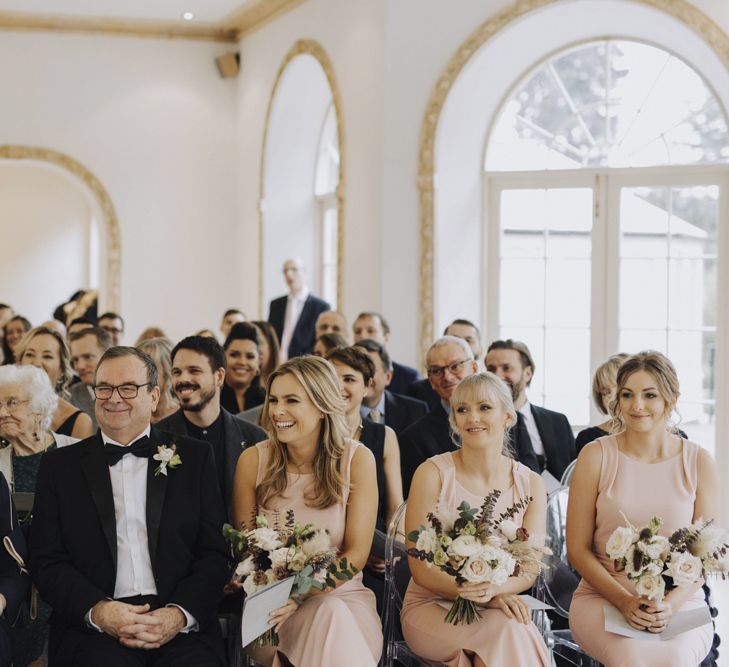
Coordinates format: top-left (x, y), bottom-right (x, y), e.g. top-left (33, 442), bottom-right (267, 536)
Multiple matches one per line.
top-left (620, 595), bottom-right (672, 633)
top-left (457, 582), bottom-right (532, 624)
top-left (91, 600), bottom-right (186, 649)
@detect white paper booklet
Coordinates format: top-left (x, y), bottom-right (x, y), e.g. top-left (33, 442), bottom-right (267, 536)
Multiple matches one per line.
top-left (604, 604), bottom-right (711, 641)
top-left (241, 576), bottom-right (295, 647)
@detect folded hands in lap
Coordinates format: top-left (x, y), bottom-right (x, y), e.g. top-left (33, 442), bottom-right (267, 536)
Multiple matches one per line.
top-left (92, 600), bottom-right (186, 649)
top-left (621, 595), bottom-right (672, 633)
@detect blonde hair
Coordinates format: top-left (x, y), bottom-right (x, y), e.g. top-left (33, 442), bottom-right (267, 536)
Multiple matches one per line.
top-left (449, 372), bottom-right (516, 458)
top-left (592, 353), bottom-right (630, 415)
top-left (258, 356), bottom-right (349, 510)
top-left (609, 350), bottom-right (681, 433)
top-left (14, 326), bottom-right (73, 397)
top-left (137, 337), bottom-right (175, 402)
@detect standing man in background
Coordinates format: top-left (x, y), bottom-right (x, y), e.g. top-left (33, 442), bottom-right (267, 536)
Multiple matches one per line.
top-left (268, 258), bottom-right (330, 360)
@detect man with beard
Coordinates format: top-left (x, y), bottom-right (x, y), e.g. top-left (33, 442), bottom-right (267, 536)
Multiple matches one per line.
top-left (69, 326), bottom-right (113, 427)
top-left (485, 339), bottom-right (575, 482)
top-left (156, 335), bottom-right (266, 520)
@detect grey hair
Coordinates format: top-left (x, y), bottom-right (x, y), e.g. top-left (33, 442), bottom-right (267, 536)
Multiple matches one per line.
top-left (426, 335), bottom-right (474, 364)
top-left (0, 364), bottom-right (58, 431)
top-left (448, 372), bottom-right (517, 459)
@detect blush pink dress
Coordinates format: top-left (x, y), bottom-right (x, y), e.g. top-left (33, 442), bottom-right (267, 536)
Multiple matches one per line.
top-left (570, 435), bottom-right (712, 666)
top-left (246, 440), bottom-right (383, 667)
top-left (401, 453), bottom-right (550, 667)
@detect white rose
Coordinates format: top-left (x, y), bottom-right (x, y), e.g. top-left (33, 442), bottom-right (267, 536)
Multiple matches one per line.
top-left (666, 551), bottom-right (703, 586)
top-left (269, 547), bottom-right (292, 569)
top-left (606, 526), bottom-right (637, 560)
top-left (499, 520), bottom-right (519, 542)
top-left (634, 573), bottom-right (666, 600)
top-left (250, 527), bottom-right (283, 551)
top-left (480, 546), bottom-right (516, 585)
top-left (638, 535), bottom-right (670, 561)
top-left (415, 528), bottom-right (439, 554)
top-left (448, 535), bottom-right (484, 559)
top-left (489, 561), bottom-right (513, 586)
top-left (642, 561), bottom-right (663, 577)
top-left (235, 555), bottom-right (256, 578)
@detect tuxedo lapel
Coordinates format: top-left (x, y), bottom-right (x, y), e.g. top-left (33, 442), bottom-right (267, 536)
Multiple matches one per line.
top-left (146, 428), bottom-right (169, 568)
top-left (81, 434), bottom-right (117, 570)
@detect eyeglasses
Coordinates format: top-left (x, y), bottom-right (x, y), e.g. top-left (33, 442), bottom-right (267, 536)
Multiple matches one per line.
top-left (0, 398), bottom-right (30, 412)
top-left (93, 383), bottom-right (151, 400)
top-left (427, 359), bottom-right (471, 379)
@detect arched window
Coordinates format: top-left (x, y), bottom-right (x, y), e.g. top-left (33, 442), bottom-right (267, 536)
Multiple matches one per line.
top-left (484, 40), bottom-right (728, 452)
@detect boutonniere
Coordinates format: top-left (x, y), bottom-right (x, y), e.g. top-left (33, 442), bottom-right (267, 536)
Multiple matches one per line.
top-left (153, 444), bottom-right (182, 476)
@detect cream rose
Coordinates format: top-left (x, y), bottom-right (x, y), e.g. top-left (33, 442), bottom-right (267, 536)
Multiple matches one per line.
top-left (415, 528), bottom-right (439, 554)
top-left (250, 527), bottom-right (283, 551)
top-left (461, 555), bottom-right (492, 583)
top-left (269, 547), bottom-right (292, 569)
top-left (448, 535), bottom-right (484, 559)
top-left (634, 573), bottom-right (666, 600)
top-left (638, 535), bottom-right (670, 560)
top-left (235, 555), bottom-right (256, 578)
top-left (289, 550), bottom-right (307, 572)
top-left (666, 552), bottom-right (703, 586)
top-left (606, 526), bottom-right (636, 560)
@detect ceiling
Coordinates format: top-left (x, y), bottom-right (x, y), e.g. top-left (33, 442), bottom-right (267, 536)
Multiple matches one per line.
top-left (0, 0), bottom-right (303, 42)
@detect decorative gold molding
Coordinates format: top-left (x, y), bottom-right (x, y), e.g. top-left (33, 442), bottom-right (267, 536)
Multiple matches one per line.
top-left (0, 0), bottom-right (305, 43)
top-left (0, 145), bottom-right (121, 313)
top-left (258, 39), bottom-right (346, 315)
top-left (417, 0), bottom-right (729, 366)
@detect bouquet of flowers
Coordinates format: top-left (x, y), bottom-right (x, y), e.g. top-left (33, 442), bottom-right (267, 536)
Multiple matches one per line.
top-left (407, 490), bottom-right (550, 625)
top-left (223, 511), bottom-right (358, 646)
top-left (606, 513), bottom-right (729, 602)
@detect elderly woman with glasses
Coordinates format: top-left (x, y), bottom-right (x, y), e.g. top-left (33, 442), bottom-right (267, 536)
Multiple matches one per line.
top-left (0, 364), bottom-right (79, 667)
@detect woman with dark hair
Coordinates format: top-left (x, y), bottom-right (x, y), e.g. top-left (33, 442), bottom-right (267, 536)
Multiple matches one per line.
top-left (14, 327), bottom-right (93, 439)
top-left (2, 316), bottom-right (31, 366)
top-left (313, 332), bottom-right (348, 357)
top-left (233, 356), bottom-right (382, 666)
top-left (252, 320), bottom-right (280, 387)
top-left (221, 322), bottom-right (266, 414)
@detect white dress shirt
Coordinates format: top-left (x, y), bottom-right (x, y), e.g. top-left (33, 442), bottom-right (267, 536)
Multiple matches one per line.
top-left (279, 286), bottom-right (309, 361)
top-left (87, 427), bottom-right (196, 632)
top-left (518, 401), bottom-right (545, 457)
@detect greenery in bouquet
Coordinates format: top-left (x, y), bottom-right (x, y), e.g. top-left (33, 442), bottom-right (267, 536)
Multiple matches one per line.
top-left (223, 510), bottom-right (358, 645)
top-left (607, 513), bottom-right (729, 603)
top-left (407, 490), bottom-right (549, 625)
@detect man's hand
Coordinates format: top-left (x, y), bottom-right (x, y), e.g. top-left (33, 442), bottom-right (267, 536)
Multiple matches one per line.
top-left (91, 601), bottom-right (159, 640)
top-left (119, 606), bottom-right (186, 650)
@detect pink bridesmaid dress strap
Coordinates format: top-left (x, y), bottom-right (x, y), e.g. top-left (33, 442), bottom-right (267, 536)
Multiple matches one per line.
top-left (429, 452), bottom-right (456, 508)
top-left (597, 435), bottom-right (618, 495)
top-left (255, 440), bottom-right (271, 487)
top-left (679, 438), bottom-right (699, 496)
top-left (341, 439), bottom-right (360, 504)
top-left (511, 460), bottom-right (531, 500)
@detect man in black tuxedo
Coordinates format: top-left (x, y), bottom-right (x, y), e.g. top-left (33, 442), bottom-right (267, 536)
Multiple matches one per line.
top-left (30, 347), bottom-right (230, 666)
top-left (268, 258), bottom-right (330, 360)
top-left (352, 311), bottom-right (420, 394)
top-left (157, 335), bottom-right (267, 522)
top-left (485, 339), bottom-right (576, 482)
top-left (354, 338), bottom-right (428, 435)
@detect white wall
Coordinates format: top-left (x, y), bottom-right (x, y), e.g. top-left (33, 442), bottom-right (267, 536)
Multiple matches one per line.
top-left (0, 31), bottom-right (239, 343)
top-left (0, 162), bottom-right (92, 325)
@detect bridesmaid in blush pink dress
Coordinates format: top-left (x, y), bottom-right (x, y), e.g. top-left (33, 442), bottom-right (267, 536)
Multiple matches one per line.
top-left (233, 356), bottom-right (382, 667)
top-left (402, 373), bottom-right (550, 667)
top-left (567, 351), bottom-right (716, 666)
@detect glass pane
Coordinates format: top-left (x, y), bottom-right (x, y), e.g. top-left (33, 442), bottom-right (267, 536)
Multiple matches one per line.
top-left (619, 329), bottom-right (667, 355)
top-left (499, 259), bottom-right (545, 327)
top-left (487, 39), bottom-right (729, 171)
top-left (620, 187), bottom-right (669, 258)
top-left (545, 259), bottom-right (591, 328)
top-left (619, 258), bottom-right (668, 328)
top-left (501, 190), bottom-right (548, 233)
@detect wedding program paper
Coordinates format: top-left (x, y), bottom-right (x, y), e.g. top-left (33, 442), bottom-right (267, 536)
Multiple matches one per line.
top-left (604, 604), bottom-right (711, 641)
top-left (241, 576), bottom-right (295, 646)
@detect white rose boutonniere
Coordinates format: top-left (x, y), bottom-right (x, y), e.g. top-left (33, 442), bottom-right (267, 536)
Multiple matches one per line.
top-left (153, 444), bottom-right (182, 476)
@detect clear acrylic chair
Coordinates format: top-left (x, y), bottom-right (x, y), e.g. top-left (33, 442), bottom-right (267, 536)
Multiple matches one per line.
top-left (535, 486), bottom-right (602, 667)
top-left (381, 501), bottom-right (429, 667)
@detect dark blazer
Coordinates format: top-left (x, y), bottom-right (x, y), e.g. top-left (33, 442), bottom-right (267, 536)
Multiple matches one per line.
top-left (268, 293), bottom-right (330, 358)
top-left (156, 408), bottom-right (267, 521)
top-left (383, 390), bottom-right (428, 436)
top-left (29, 428), bottom-right (230, 663)
top-left (518, 404), bottom-right (576, 480)
top-left (406, 378), bottom-right (440, 412)
top-left (0, 471), bottom-right (29, 634)
top-left (389, 361), bottom-right (421, 395)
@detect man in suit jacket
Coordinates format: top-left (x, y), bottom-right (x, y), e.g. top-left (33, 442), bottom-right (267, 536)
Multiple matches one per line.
top-left (352, 311), bottom-right (420, 394)
top-left (29, 346), bottom-right (230, 666)
top-left (354, 338), bottom-right (428, 435)
top-left (268, 258), bottom-right (330, 360)
top-left (69, 326), bottom-right (113, 428)
top-left (486, 339), bottom-right (576, 481)
top-left (157, 335), bottom-right (267, 521)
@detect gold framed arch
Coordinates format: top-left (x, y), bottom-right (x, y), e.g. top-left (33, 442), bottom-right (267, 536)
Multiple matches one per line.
top-left (0, 145), bottom-right (121, 311)
top-left (417, 0), bottom-right (729, 364)
top-left (258, 38), bottom-right (345, 313)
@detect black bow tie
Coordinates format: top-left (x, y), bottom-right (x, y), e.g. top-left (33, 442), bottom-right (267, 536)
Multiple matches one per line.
top-left (104, 436), bottom-right (151, 467)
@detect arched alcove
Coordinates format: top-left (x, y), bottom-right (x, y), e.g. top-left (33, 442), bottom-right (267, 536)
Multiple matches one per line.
top-left (0, 145), bottom-right (121, 316)
top-left (259, 39), bottom-right (345, 312)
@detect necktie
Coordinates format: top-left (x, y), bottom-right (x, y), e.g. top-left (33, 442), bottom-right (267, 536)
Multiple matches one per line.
top-left (368, 409), bottom-right (382, 424)
top-left (104, 436), bottom-right (151, 467)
